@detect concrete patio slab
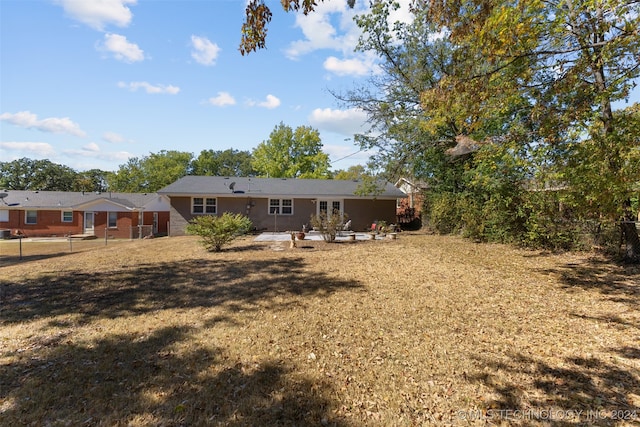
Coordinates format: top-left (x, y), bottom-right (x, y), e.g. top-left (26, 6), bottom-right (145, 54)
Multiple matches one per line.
top-left (254, 231), bottom-right (383, 242)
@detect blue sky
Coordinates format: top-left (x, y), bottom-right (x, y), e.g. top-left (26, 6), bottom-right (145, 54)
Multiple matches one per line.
top-left (0, 0), bottom-right (395, 172)
top-left (1, 1), bottom-right (638, 174)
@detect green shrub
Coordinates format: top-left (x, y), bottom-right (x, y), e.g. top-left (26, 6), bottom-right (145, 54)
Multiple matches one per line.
top-left (427, 192), bottom-right (463, 234)
top-left (186, 213), bottom-right (252, 252)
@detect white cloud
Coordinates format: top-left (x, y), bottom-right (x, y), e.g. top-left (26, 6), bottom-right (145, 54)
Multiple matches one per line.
top-left (56, 0), bottom-right (136, 31)
top-left (82, 142), bottom-right (101, 152)
top-left (102, 131), bottom-right (125, 143)
top-left (323, 55), bottom-right (380, 76)
top-left (285, 0), bottom-right (363, 59)
top-left (0, 141), bottom-right (56, 157)
top-left (308, 107), bottom-right (369, 135)
top-left (117, 81), bottom-right (180, 94)
top-left (190, 35), bottom-right (220, 66)
top-left (99, 33), bottom-right (144, 62)
top-left (207, 92), bottom-right (236, 107)
top-left (63, 146), bottom-right (132, 162)
top-left (0, 111), bottom-right (87, 137)
top-left (260, 94), bottom-right (281, 109)
top-left (388, 0), bottom-right (415, 29)
top-left (246, 94), bottom-right (281, 109)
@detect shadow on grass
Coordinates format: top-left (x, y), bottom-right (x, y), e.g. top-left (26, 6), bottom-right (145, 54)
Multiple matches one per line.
top-left (0, 325), bottom-right (346, 426)
top-left (469, 351), bottom-right (639, 426)
top-left (0, 251), bottom-right (75, 267)
top-left (539, 258), bottom-right (639, 307)
top-left (1, 257), bottom-right (364, 323)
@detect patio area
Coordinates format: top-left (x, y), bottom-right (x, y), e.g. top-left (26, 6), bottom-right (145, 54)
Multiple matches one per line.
top-left (254, 231), bottom-right (389, 242)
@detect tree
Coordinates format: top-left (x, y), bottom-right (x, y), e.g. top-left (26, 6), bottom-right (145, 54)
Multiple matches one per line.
top-left (186, 213), bottom-right (253, 252)
top-left (240, 0), bottom-right (356, 54)
top-left (341, 0), bottom-right (640, 259)
top-left (191, 149), bottom-right (255, 177)
top-left (73, 169), bottom-right (112, 192)
top-left (108, 150), bottom-right (193, 192)
top-left (251, 123), bottom-right (331, 178)
top-left (418, 0), bottom-right (640, 260)
top-left (0, 158), bottom-right (78, 191)
top-left (333, 165), bottom-right (369, 180)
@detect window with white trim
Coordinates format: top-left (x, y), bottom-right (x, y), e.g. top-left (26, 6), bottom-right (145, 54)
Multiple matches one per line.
top-left (62, 211), bottom-right (73, 222)
top-left (269, 199), bottom-right (293, 215)
top-left (108, 212), bottom-right (118, 228)
top-left (25, 210), bottom-right (37, 224)
top-left (0, 210), bottom-right (8, 222)
top-left (192, 197), bottom-right (216, 214)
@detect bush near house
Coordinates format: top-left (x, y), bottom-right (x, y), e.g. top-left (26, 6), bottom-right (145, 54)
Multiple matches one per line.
top-left (185, 213), bottom-right (252, 252)
top-left (309, 210), bottom-right (347, 242)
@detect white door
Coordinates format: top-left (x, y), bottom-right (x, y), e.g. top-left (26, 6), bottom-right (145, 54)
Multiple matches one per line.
top-left (84, 212), bottom-right (94, 234)
top-left (317, 200), bottom-right (343, 217)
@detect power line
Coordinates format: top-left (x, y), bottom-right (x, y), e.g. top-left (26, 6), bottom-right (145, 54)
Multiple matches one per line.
top-left (330, 149), bottom-right (363, 164)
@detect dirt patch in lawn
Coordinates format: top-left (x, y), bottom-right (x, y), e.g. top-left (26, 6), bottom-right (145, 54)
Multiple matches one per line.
top-left (1, 234), bottom-right (638, 426)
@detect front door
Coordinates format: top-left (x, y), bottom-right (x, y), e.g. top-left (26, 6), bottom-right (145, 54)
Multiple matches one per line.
top-left (84, 212), bottom-right (94, 234)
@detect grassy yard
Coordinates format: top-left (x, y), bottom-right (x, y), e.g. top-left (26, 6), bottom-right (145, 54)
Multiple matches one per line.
top-left (0, 233), bottom-right (638, 426)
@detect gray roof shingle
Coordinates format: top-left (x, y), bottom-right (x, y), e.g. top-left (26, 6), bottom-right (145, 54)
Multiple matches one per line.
top-left (157, 176), bottom-right (406, 199)
top-left (0, 190), bottom-right (163, 210)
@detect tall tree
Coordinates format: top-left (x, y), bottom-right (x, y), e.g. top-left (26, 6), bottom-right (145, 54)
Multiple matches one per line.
top-left (0, 158), bottom-right (78, 191)
top-left (108, 150), bottom-right (193, 192)
top-left (73, 169), bottom-right (112, 192)
top-left (419, 0), bottom-right (640, 260)
top-left (251, 122), bottom-right (331, 178)
top-left (191, 149), bottom-right (255, 177)
top-left (333, 164), bottom-right (369, 180)
top-left (340, 0), bottom-right (639, 257)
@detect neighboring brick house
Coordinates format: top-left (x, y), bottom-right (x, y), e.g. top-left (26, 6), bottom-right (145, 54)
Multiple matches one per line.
top-left (158, 176), bottom-right (407, 236)
top-left (395, 177), bottom-right (428, 224)
top-left (0, 190), bottom-right (170, 239)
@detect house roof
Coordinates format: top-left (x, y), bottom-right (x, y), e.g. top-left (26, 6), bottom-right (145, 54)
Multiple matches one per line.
top-left (158, 176), bottom-right (406, 199)
top-left (0, 190), bottom-right (168, 211)
top-left (395, 177), bottom-right (430, 191)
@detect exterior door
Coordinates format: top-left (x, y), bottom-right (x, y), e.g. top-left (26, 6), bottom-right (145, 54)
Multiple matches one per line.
top-left (317, 200), bottom-right (343, 218)
top-left (83, 212), bottom-right (94, 234)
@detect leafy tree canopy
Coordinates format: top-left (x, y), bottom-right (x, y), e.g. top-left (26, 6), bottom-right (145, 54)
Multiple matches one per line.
top-left (191, 149), bottom-right (255, 177)
top-left (251, 122), bottom-right (331, 179)
top-left (333, 164), bottom-right (369, 180)
top-left (1, 158), bottom-right (85, 191)
top-left (339, 0), bottom-right (640, 259)
top-left (107, 150), bottom-right (193, 193)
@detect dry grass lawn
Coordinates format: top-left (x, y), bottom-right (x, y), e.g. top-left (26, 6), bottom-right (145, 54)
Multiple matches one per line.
top-left (0, 233), bottom-right (638, 426)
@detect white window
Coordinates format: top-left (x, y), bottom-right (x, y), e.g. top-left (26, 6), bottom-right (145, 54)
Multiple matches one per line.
top-left (25, 210), bottom-right (37, 224)
top-left (108, 212), bottom-right (118, 228)
top-left (192, 197), bottom-right (216, 214)
top-left (62, 211), bottom-right (73, 222)
top-left (269, 199), bottom-right (293, 215)
top-left (0, 210), bottom-right (8, 222)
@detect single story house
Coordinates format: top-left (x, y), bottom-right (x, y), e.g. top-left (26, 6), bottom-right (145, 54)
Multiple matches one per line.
top-left (157, 176), bottom-right (407, 236)
top-left (0, 190), bottom-right (170, 239)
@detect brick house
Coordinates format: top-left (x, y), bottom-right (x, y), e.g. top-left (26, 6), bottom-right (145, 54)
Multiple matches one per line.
top-left (0, 190), bottom-right (170, 239)
top-left (395, 177), bottom-right (428, 224)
